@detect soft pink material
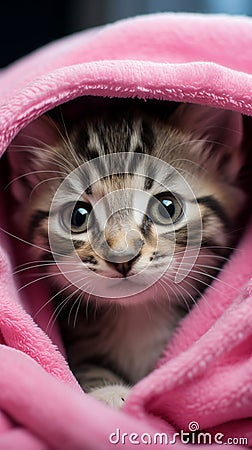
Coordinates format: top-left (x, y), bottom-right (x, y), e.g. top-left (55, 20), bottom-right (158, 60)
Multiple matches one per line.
top-left (0, 12), bottom-right (251, 449)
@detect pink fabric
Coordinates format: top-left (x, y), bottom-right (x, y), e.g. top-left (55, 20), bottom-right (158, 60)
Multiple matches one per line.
top-left (0, 12), bottom-right (251, 449)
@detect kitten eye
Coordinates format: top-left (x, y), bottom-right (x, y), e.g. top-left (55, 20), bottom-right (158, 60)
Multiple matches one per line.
top-left (148, 193), bottom-right (183, 225)
top-left (61, 202), bottom-right (91, 233)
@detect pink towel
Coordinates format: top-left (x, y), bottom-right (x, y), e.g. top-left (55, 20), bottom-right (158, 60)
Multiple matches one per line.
top-left (0, 12), bottom-right (251, 449)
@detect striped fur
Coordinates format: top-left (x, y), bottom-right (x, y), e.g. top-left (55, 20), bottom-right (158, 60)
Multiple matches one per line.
top-left (9, 98), bottom-right (246, 408)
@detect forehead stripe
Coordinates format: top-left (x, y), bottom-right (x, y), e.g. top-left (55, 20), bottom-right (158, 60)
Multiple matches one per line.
top-left (197, 196), bottom-right (229, 228)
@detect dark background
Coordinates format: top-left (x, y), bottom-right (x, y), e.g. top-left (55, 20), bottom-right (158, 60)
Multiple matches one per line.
top-left (1, 0), bottom-right (251, 68)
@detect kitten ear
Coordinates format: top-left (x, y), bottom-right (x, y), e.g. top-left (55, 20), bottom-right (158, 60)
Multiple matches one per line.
top-left (172, 104), bottom-right (244, 182)
top-left (8, 116), bottom-right (60, 202)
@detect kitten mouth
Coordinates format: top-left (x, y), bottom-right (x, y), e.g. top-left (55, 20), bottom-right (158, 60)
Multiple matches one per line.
top-left (106, 276), bottom-right (147, 291)
top-left (100, 271), bottom-right (135, 279)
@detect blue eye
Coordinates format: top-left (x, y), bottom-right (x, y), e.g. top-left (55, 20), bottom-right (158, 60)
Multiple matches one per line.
top-left (61, 202), bottom-right (91, 233)
top-left (148, 193), bottom-right (183, 225)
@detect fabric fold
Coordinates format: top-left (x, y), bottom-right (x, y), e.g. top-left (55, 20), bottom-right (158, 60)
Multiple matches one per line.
top-left (0, 12), bottom-right (251, 449)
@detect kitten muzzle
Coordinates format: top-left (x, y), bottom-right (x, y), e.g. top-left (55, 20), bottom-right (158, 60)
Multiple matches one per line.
top-left (107, 254), bottom-right (140, 277)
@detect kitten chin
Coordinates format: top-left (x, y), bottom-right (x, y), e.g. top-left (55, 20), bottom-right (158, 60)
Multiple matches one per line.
top-left (7, 98), bottom-right (248, 409)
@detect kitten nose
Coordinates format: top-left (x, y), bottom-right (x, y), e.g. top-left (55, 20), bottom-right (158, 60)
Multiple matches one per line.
top-left (107, 249), bottom-right (140, 277)
top-left (105, 229), bottom-right (144, 276)
top-left (112, 256), bottom-right (137, 277)
top-left (113, 261), bottom-right (132, 277)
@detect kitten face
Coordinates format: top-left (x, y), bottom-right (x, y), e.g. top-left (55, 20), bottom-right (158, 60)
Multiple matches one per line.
top-left (8, 99), bottom-right (245, 305)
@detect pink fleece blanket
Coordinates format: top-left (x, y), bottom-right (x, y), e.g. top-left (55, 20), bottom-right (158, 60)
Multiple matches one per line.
top-left (0, 12), bottom-right (252, 449)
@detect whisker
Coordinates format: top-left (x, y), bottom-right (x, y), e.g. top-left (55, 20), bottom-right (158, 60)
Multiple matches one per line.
top-left (29, 144), bottom-right (75, 172)
top-left (158, 273), bottom-right (192, 312)
top-left (0, 226), bottom-right (72, 259)
top-left (30, 176), bottom-right (65, 199)
top-left (175, 245), bottom-right (238, 254)
top-left (158, 276), bottom-right (196, 313)
top-left (45, 278), bottom-right (93, 334)
top-left (159, 136), bottom-right (223, 172)
top-left (55, 110), bottom-right (81, 169)
top-left (41, 112), bottom-right (81, 171)
top-left (179, 278), bottom-right (218, 319)
top-left (72, 293), bottom-right (84, 328)
top-left (17, 267), bottom-right (84, 292)
top-left (176, 260), bottom-right (231, 282)
top-left (160, 262), bottom-right (222, 317)
top-left (33, 272), bottom-right (93, 320)
top-left (179, 262), bottom-right (227, 275)
top-left (14, 259), bottom-right (52, 270)
top-left (46, 292), bottom-right (75, 335)
top-left (67, 289), bottom-right (84, 327)
top-left (13, 260), bottom-right (74, 275)
top-left (177, 269), bottom-right (239, 295)
top-left (170, 136), bottom-right (229, 155)
top-left (4, 169), bottom-right (66, 191)
top-left (72, 282), bottom-right (95, 327)
top-left (14, 136), bottom-right (76, 172)
top-left (85, 287), bottom-right (94, 320)
top-left (174, 246), bottom-right (239, 261)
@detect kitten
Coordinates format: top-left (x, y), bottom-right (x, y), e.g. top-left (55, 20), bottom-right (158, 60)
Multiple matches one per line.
top-left (8, 98), bottom-right (246, 409)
